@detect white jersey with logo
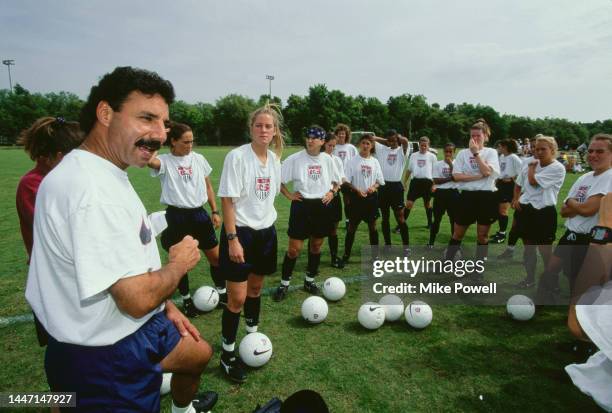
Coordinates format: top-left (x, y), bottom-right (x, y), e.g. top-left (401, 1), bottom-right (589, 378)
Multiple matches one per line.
top-left (375, 142), bottom-right (407, 182)
top-left (281, 150), bottom-right (341, 199)
top-left (408, 151), bottom-right (436, 180)
top-left (25, 150), bottom-right (163, 346)
top-left (499, 153), bottom-right (522, 179)
top-left (517, 160), bottom-right (566, 209)
top-left (452, 148), bottom-right (500, 191)
top-left (433, 159), bottom-right (456, 190)
top-left (218, 144), bottom-right (281, 230)
top-left (345, 155), bottom-right (385, 192)
top-left (150, 152), bottom-right (212, 208)
top-left (564, 169), bottom-right (612, 234)
top-left (333, 143), bottom-right (358, 169)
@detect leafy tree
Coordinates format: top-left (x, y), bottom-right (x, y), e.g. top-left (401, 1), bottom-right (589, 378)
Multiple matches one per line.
top-left (212, 94), bottom-right (256, 145)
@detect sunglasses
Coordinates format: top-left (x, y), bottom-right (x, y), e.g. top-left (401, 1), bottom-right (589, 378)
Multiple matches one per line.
top-left (135, 138), bottom-right (162, 152)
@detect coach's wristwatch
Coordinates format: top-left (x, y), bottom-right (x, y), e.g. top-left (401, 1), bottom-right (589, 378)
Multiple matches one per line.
top-left (211, 210), bottom-right (220, 215)
top-left (590, 226), bottom-right (611, 244)
top-left (226, 232), bottom-right (238, 241)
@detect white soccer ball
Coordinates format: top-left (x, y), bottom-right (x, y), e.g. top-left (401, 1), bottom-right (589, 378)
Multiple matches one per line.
top-left (357, 302), bottom-right (386, 330)
top-left (301, 296), bottom-right (328, 324)
top-left (506, 294), bottom-right (535, 321)
top-left (160, 373), bottom-right (172, 395)
top-left (239, 332), bottom-right (273, 367)
top-left (405, 300), bottom-right (433, 329)
top-left (192, 286), bottom-right (219, 312)
top-left (379, 294), bottom-right (404, 322)
top-left (322, 277), bottom-right (346, 301)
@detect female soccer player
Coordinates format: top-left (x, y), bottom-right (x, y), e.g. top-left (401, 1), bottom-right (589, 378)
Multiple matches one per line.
top-left (537, 134), bottom-right (611, 299)
top-left (341, 134), bottom-right (385, 265)
top-left (272, 126), bottom-right (342, 301)
top-left (373, 130), bottom-right (410, 248)
top-left (491, 139), bottom-right (523, 244)
top-left (404, 136), bottom-right (437, 229)
top-left (148, 122), bottom-right (224, 317)
top-left (445, 119), bottom-right (500, 273)
top-left (428, 143), bottom-right (459, 247)
top-left (513, 136), bottom-right (566, 288)
top-left (217, 104), bottom-right (283, 382)
top-left (323, 132), bottom-right (347, 268)
top-left (16, 116), bottom-right (83, 347)
top-left (333, 123), bottom-right (358, 226)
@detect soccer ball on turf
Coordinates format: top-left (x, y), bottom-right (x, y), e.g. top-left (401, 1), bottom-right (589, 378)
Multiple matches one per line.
top-left (193, 286), bottom-right (219, 312)
top-left (322, 277), bottom-right (346, 301)
top-left (239, 332), bottom-right (273, 367)
top-left (301, 296), bottom-right (328, 323)
top-left (160, 373), bottom-right (172, 395)
top-left (405, 300), bottom-right (433, 329)
top-left (506, 294), bottom-right (535, 321)
top-left (379, 294), bottom-right (404, 322)
top-left (357, 302), bottom-right (385, 330)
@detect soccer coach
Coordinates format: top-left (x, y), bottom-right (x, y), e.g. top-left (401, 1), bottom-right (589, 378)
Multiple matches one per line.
top-left (25, 67), bottom-right (217, 412)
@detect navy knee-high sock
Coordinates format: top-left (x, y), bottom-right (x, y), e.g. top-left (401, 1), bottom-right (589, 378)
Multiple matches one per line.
top-left (445, 238), bottom-right (462, 260)
top-left (244, 296), bottom-right (261, 331)
top-left (307, 252), bottom-right (321, 276)
top-left (178, 273), bottom-right (190, 297)
top-left (344, 231), bottom-right (356, 258)
top-left (328, 234), bottom-right (338, 259)
top-left (281, 253), bottom-right (297, 284)
top-left (221, 307), bottom-right (240, 357)
top-left (210, 265), bottom-right (225, 292)
top-left (399, 222), bottom-right (409, 246)
top-left (499, 215), bottom-right (509, 233)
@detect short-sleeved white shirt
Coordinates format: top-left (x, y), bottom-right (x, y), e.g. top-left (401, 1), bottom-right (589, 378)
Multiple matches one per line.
top-left (518, 160), bottom-right (566, 209)
top-left (333, 143), bottom-right (358, 169)
top-left (345, 155), bottom-right (385, 192)
top-left (150, 152), bottom-right (212, 208)
top-left (408, 151), bottom-right (436, 180)
top-left (375, 142), bottom-right (407, 182)
top-left (499, 153), bottom-right (523, 179)
top-left (217, 144), bottom-right (281, 230)
top-left (433, 159), bottom-right (456, 190)
top-left (25, 150), bottom-right (163, 346)
top-left (453, 148), bottom-right (500, 191)
top-left (331, 153), bottom-right (347, 183)
top-left (564, 169), bottom-right (612, 234)
top-left (281, 150), bottom-right (341, 199)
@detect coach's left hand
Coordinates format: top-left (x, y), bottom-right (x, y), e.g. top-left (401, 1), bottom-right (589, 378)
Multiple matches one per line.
top-left (166, 300), bottom-right (201, 342)
top-left (211, 213), bottom-right (222, 229)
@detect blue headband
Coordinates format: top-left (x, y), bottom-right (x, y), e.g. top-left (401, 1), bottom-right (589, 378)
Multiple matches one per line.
top-left (306, 127), bottom-right (325, 140)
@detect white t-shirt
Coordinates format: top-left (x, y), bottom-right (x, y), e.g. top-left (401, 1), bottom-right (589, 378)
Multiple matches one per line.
top-left (345, 155), bottom-right (385, 192)
top-left (452, 148), bottom-right (500, 191)
top-left (375, 142), bottom-right (407, 182)
top-left (281, 150), bottom-right (341, 199)
top-left (150, 152), bottom-right (212, 208)
top-left (333, 143), bottom-right (358, 169)
top-left (517, 160), bottom-right (566, 209)
top-left (25, 150), bottom-right (163, 346)
top-left (433, 159), bottom-right (455, 190)
top-left (564, 169), bottom-right (612, 234)
top-left (522, 156), bottom-right (535, 165)
top-left (408, 151), bottom-right (437, 180)
top-left (218, 144), bottom-right (281, 230)
top-left (499, 153), bottom-right (522, 179)
top-left (331, 153), bottom-right (347, 183)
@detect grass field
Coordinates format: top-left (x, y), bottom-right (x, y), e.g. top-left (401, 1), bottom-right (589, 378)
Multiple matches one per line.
top-left (0, 146), bottom-right (601, 412)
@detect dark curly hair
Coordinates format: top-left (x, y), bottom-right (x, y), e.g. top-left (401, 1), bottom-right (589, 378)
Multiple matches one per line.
top-left (18, 117), bottom-right (83, 161)
top-left (79, 66), bottom-right (175, 134)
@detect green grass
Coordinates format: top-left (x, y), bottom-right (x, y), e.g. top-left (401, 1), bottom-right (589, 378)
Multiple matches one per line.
top-left (0, 147), bottom-right (599, 412)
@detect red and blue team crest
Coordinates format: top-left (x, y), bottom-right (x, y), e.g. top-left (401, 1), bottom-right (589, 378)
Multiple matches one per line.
top-left (500, 161), bottom-right (506, 172)
top-left (442, 166), bottom-right (451, 177)
top-left (575, 185), bottom-right (589, 203)
top-left (308, 165), bottom-right (322, 181)
top-left (338, 151), bottom-right (347, 160)
top-left (387, 154), bottom-right (397, 166)
top-left (177, 165), bottom-right (193, 182)
top-left (417, 159), bottom-right (426, 168)
top-left (469, 157), bottom-right (479, 170)
top-left (361, 165), bottom-right (372, 178)
top-left (255, 177), bottom-right (271, 201)
top-left (139, 218), bottom-right (152, 245)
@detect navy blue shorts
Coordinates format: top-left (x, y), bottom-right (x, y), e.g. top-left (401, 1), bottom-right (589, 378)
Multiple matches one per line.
top-left (161, 206), bottom-right (218, 252)
top-left (329, 194), bottom-right (343, 223)
top-left (379, 181), bottom-right (405, 211)
top-left (516, 204), bottom-right (557, 244)
top-left (433, 188), bottom-right (459, 218)
top-left (287, 199), bottom-right (334, 240)
top-left (219, 224), bottom-right (278, 282)
top-left (407, 178), bottom-right (433, 202)
top-left (348, 193), bottom-right (379, 224)
top-left (454, 190), bottom-right (498, 226)
top-left (496, 180), bottom-right (515, 203)
top-left (45, 311), bottom-right (180, 412)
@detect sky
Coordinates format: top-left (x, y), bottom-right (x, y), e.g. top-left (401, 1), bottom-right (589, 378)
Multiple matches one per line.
top-left (1, 0), bottom-right (611, 122)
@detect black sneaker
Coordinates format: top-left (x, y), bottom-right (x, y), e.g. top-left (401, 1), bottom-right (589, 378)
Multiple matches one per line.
top-left (192, 391), bottom-right (219, 412)
top-left (491, 232), bottom-right (506, 244)
top-left (272, 285), bottom-right (289, 302)
top-left (516, 278), bottom-right (535, 289)
top-left (497, 249), bottom-right (514, 260)
top-left (393, 225), bottom-right (401, 234)
top-left (331, 256), bottom-right (341, 269)
top-left (220, 355), bottom-right (247, 383)
top-left (303, 280), bottom-right (320, 295)
top-left (218, 292), bottom-right (228, 308)
top-left (183, 297), bottom-right (199, 318)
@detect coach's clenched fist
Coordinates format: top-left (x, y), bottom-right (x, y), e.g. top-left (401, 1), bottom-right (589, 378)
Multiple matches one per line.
top-left (169, 235), bottom-right (201, 273)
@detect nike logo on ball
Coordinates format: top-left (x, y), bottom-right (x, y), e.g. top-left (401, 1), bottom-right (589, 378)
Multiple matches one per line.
top-left (253, 349), bottom-right (271, 356)
top-left (369, 306), bottom-right (380, 312)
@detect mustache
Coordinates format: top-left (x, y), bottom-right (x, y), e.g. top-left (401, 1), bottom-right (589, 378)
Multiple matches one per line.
top-left (135, 138), bottom-right (162, 152)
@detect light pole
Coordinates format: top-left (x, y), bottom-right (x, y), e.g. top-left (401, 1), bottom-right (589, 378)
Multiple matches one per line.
top-left (266, 74), bottom-right (274, 99)
top-left (2, 59), bottom-right (15, 93)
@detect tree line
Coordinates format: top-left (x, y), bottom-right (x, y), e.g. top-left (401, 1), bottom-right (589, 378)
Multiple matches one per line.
top-left (1, 83), bottom-right (610, 147)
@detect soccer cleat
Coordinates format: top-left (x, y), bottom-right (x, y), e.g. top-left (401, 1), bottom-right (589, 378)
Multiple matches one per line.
top-left (491, 232), bottom-right (506, 244)
top-left (516, 278), bottom-right (535, 289)
top-left (220, 355), bottom-right (247, 383)
top-left (192, 391), bottom-right (219, 412)
top-left (426, 244), bottom-right (434, 250)
top-left (331, 256), bottom-right (342, 269)
top-left (303, 280), bottom-right (320, 295)
top-left (272, 285), bottom-right (289, 302)
top-left (183, 297), bottom-right (199, 318)
top-left (497, 249), bottom-right (514, 260)
top-left (393, 225), bottom-right (401, 234)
